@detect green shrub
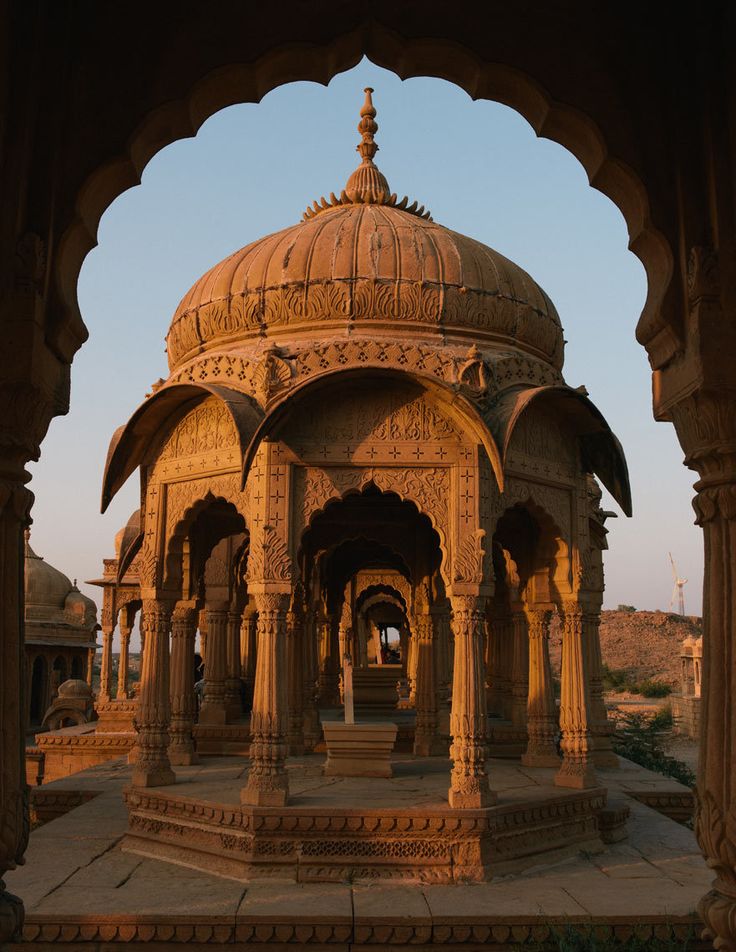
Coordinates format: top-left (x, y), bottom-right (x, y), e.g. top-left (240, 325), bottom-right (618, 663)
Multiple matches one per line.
top-left (537, 923), bottom-right (696, 950)
top-left (634, 679), bottom-right (672, 698)
top-left (612, 710), bottom-right (695, 788)
top-left (617, 604), bottom-right (637, 613)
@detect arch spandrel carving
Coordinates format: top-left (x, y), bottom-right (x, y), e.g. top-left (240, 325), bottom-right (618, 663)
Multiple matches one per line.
top-left (164, 473), bottom-right (248, 540)
top-left (157, 398), bottom-right (239, 464)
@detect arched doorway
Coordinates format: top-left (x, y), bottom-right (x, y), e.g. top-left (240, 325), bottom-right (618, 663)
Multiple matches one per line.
top-left (4, 12), bottom-right (734, 942)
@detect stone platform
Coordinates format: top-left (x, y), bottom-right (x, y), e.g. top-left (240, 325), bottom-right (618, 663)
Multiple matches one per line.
top-left (122, 755), bottom-right (610, 883)
top-left (4, 754), bottom-right (713, 950)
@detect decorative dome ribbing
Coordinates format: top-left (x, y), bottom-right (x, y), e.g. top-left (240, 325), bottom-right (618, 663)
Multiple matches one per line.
top-left (165, 90), bottom-right (564, 371)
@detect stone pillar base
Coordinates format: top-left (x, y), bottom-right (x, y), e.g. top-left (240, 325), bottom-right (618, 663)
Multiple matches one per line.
top-left (131, 764), bottom-right (176, 787)
top-left (198, 705), bottom-right (228, 725)
top-left (448, 787), bottom-right (497, 809)
top-left (168, 749), bottom-right (199, 766)
top-left (240, 781), bottom-right (288, 807)
top-left (521, 751), bottom-right (561, 768)
top-left (554, 764), bottom-right (597, 789)
top-left (414, 735), bottom-right (446, 757)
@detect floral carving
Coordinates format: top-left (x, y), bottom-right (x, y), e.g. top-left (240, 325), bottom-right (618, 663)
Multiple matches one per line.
top-left (158, 400), bottom-right (238, 462)
top-left (248, 526), bottom-right (292, 583)
top-left (453, 529), bottom-right (486, 584)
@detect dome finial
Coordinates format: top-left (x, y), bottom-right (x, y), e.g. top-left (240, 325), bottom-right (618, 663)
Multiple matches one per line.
top-left (357, 87), bottom-right (379, 165)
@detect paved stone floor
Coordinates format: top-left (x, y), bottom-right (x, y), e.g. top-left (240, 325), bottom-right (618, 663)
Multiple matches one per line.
top-left (5, 754), bottom-right (713, 947)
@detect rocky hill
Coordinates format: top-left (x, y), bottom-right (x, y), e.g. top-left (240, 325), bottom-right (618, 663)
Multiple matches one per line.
top-left (548, 610), bottom-right (702, 685)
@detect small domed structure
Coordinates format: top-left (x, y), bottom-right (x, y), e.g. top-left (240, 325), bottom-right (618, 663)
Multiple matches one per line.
top-left (103, 89), bottom-right (631, 833)
top-left (24, 530), bottom-right (99, 727)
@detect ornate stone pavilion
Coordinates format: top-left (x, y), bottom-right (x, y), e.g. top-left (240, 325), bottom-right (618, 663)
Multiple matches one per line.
top-left (24, 532), bottom-right (98, 727)
top-left (98, 90), bottom-right (632, 881)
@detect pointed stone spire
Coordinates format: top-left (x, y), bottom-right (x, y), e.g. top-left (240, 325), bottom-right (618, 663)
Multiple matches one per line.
top-left (345, 87), bottom-right (391, 203)
top-left (301, 87), bottom-right (431, 221)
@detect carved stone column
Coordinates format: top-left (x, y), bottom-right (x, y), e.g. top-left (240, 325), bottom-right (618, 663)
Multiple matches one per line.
top-left (287, 602), bottom-right (305, 755)
top-left (242, 592), bottom-right (289, 807)
top-left (414, 612), bottom-right (442, 755)
top-left (522, 609), bottom-right (560, 767)
top-left (432, 605), bottom-right (452, 734)
top-left (240, 605), bottom-right (257, 702)
top-left (668, 389), bottom-right (736, 948)
top-left (85, 646), bottom-right (95, 686)
top-left (0, 482), bottom-right (33, 941)
top-left (318, 615), bottom-right (340, 706)
top-left (510, 609), bottom-right (529, 733)
top-left (448, 595), bottom-right (495, 808)
top-left (132, 599), bottom-right (175, 787)
top-left (198, 606), bottom-right (228, 725)
top-left (555, 606), bottom-right (596, 788)
top-left (407, 621), bottom-right (418, 705)
top-left (301, 607), bottom-right (320, 750)
top-left (168, 605), bottom-right (198, 766)
top-left (98, 622), bottom-right (114, 702)
top-left (583, 610), bottom-right (618, 767)
top-left (225, 608), bottom-right (242, 720)
top-left (116, 622), bottom-right (132, 699)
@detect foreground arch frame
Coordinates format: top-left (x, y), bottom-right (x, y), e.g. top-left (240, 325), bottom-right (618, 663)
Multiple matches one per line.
top-left (2, 3), bottom-right (735, 946)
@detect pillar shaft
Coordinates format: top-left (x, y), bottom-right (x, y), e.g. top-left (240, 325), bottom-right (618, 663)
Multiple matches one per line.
top-left (168, 606), bottom-right (198, 766)
top-left (242, 592), bottom-right (289, 807)
top-left (0, 482), bottom-right (33, 941)
top-left (555, 606), bottom-right (596, 788)
top-left (132, 599), bottom-right (174, 787)
top-left (287, 606), bottom-right (305, 755)
top-left (98, 625), bottom-right (114, 701)
top-left (302, 608), bottom-right (321, 749)
top-left (225, 609), bottom-right (242, 719)
top-left (116, 624), bottom-right (131, 699)
top-left (583, 610), bottom-right (618, 767)
top-left (241, 609), bottom-right (257, 699)
top-left (692, 475), bottom-right (736, 943)
top-left (198, 607), bottom-right (228, 725)
top-left (318, 618), bottom-right (340, 706)
top-left (448, 595), bottom-right (495, 808)
top-left (510, 610), bottom-right (529, 732)
top-left (522, 609), bottom-right (560, 767)
top-left (414, 612), bottom-right (441, 755)
top-left (86, 646), bottom-right (95, 687)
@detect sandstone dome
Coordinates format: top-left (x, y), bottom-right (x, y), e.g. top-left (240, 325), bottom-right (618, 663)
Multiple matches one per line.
top-left (57, 678), bottom-right (93, 699)
top-left (25, 531), bottom-right (74, 610)
top-left (165, 89), bottom-right (564, 373)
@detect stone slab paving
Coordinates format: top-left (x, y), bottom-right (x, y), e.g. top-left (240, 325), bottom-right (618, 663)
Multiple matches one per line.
top-left (5, 754), bottom-right (713, 946)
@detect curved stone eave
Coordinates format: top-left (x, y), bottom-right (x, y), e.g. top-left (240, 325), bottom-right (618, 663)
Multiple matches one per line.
top-left (492, 385), bottom-right (632, 517)
top-left (239, 366), bottom-right (506, 493)
top-left (116, 509), bottom-right (143, 583)
top-left (100, 382), bottom-right (264, 513)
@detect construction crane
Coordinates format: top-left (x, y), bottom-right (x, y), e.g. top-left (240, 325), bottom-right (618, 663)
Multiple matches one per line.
top-left (669, 553), bottom-right (687, 616)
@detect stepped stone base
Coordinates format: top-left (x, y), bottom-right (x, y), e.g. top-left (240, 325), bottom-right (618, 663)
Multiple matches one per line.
top-left (122, 781), bottom-right (608, 884)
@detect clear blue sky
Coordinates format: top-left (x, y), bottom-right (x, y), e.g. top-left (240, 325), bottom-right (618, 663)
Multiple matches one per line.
top-left (28, 60), bottom-right (703, 648)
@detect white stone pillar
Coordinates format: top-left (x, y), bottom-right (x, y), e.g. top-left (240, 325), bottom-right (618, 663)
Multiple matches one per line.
top-left (132, 599), bottom-right (175, 787)
top-left (448, 595), bottom-right (495, 808)
top-left (242, 592), bottom-right (289, 807)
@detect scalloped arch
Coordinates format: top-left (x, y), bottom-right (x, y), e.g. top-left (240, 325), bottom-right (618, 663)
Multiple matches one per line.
top-left (57, 24), bottom-right (673, 365)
